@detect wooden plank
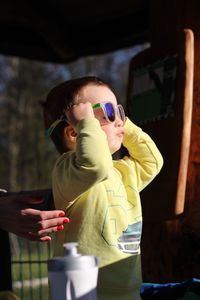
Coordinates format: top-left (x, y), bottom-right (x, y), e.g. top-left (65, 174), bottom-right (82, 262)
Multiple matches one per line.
top-left (175, 29), bottom-right (194, 214)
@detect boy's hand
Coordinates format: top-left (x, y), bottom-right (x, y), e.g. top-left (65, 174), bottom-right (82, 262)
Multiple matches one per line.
top-left (65, 102), bottom-right (95, 127)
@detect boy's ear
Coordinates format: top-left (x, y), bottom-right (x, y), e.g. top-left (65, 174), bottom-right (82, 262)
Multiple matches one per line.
top-left (64, 125), bottom-right (77, 143)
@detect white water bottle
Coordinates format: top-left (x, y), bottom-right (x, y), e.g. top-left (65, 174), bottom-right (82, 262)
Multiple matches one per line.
top-left (48, 243), bottom-right (99, 300)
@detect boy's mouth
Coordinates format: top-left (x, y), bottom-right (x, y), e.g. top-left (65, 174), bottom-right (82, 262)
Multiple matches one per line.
top-left (117, 129), bottom-right (125, 137)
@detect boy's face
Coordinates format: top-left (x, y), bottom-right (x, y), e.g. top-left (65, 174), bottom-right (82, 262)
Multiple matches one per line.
top-left (78, 84), bottom-right (125, 154)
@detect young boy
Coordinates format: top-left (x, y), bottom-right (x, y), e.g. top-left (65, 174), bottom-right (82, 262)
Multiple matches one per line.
top-left (43, 76), bottom-right (163, 300)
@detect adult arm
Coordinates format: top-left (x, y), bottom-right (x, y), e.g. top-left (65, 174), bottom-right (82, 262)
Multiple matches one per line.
top-left (0, 194), bottom-right (70, 241)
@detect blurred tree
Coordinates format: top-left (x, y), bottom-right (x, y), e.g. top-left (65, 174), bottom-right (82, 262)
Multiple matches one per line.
top-left (0, 57), bottom-right (64, 191)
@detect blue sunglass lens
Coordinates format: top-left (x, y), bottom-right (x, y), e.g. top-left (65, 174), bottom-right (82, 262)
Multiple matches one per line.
top-left (105, 103), bottom-right (115, 121)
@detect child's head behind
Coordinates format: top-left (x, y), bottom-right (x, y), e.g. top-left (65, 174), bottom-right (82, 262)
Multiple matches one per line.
top-left (43, 76), bottom-right (112, 154)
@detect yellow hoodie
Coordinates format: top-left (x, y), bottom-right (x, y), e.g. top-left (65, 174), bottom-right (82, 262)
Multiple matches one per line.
top-left (52, 117), bottom-right (163, 300)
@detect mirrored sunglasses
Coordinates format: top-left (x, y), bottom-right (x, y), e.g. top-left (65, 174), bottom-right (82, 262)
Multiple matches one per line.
top-left (45, 102), bottom-right (125, 138)
top-left (92, 102), bottom-right (125, 124)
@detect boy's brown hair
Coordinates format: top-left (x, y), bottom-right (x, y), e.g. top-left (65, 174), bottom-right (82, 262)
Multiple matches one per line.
top-left (42, 76), bottom-right (110, 154)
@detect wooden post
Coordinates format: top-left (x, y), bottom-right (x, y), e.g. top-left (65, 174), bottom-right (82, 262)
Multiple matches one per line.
top-left (127, 0), bottom-right (200, 282)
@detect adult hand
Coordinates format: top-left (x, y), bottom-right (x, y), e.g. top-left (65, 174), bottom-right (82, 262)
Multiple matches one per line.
top-left (0, 194), bottom-right (70, 242)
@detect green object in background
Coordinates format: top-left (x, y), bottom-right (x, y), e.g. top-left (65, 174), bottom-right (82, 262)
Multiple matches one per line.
top-left (130, 89), bottom-right (162, 123)
top-left (128, 55), bottom-right (178, 124)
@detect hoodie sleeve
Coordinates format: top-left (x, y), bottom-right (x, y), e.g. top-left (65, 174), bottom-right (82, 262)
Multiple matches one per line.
top-left (52, 117), bottom-right (113, 207)
top-left (121, 117), bottom-right (163, 191)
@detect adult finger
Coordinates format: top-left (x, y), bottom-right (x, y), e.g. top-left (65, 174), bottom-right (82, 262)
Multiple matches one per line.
top-left (37, 210), bottom-right (68, 221)
top-left (21, 209), bottom-right (70, 231)
top-left (21, 209), bottom-right (67, 220)
top-left (32, 217), bottom-right (70, 234)
top-left (27, 224), bottom-right (66, 240)
top-left (36, 223), bottom-right (68, 236)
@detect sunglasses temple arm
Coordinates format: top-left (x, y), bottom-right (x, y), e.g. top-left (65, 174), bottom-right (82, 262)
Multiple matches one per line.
top-left (92, 103), bottom-right (102, 110)
top-left (45, 119), bottom-right (63, 138)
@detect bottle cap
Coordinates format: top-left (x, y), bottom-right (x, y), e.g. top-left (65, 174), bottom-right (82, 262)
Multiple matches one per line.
top-left (48, 243), bottom-right (99, 271)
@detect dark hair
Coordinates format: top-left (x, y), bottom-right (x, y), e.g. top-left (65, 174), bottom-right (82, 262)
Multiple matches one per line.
top-left (42, 76), bottom-right (111, 154)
